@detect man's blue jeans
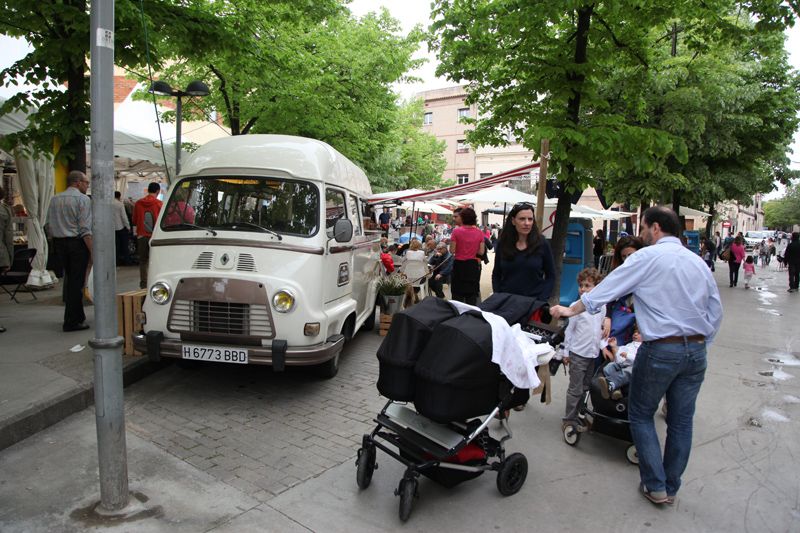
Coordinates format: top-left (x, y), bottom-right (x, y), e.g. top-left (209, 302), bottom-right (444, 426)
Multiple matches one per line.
top-left (629, 340), bottom-right (707, 496)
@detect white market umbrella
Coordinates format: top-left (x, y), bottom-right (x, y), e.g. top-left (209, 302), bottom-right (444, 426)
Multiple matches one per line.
top-left (456, 186), bottom-right (540, 205)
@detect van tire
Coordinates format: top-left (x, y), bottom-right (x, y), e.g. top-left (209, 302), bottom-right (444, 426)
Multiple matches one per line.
top-left (315, 353), bottom-right (339, 379)
top-left (342, 315), bottom-right (356, 342)
top-left (361, 304), bottom-right (377, 332)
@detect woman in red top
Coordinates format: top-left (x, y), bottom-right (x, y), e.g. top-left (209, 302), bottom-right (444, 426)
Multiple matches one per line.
top-left (449, 207), bottom-right (485, 305)
top-left (728, 235), bottom-right (746, 287)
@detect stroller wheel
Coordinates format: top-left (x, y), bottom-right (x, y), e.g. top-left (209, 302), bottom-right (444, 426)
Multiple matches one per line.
top-left (626, 444), bottom-right (639, 465)
top-left (397, 477), bottom-right (418, 522)
top-left (496, 453), bottom-right (528, 496)
top-left (356, 441), bottom-right (377, 489)
top-left (563, 423), bottom-right (581, 446)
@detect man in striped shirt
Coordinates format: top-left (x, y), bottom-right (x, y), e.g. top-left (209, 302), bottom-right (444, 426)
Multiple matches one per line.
top-left (47, 171), bottom-right (92, 332)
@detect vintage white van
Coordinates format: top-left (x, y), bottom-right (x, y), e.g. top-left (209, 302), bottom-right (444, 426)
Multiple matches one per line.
top-left (133, 134), bottom-right (381, 377)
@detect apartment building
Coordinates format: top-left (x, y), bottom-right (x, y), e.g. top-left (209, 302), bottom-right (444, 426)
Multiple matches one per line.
top-left (419, 86), bottom-right (478, 184)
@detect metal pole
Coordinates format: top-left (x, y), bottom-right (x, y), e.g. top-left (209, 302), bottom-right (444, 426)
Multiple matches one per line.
top-left (175, 95), bottom-right (182, 177)
top-left (90, 0), bottom-right (129, 511)
top-left (535, 139), bottom-right (549, 230)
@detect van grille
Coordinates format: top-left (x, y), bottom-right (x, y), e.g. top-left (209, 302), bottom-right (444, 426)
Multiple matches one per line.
top-left (192, 252), bottom-right (214, 269)
top-left (237, 253), bottom-right (257, 272)
top-left (167, 277), bottom-right (275, 341)
top-left (169, 300), bottom-right (273, 337)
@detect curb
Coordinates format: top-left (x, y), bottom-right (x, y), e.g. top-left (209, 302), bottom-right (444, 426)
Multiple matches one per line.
top-left (0, 357), bottom-right (167, 452)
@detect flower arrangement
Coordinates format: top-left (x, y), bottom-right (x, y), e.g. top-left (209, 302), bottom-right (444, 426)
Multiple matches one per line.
top-left (376, 273), bottom-right (409, 296)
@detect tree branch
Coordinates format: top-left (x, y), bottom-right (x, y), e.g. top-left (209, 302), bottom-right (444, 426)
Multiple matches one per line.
top-left (208, 63), bottom-right (233, 126)
top-left (240, 117), bottom-right (258, 135)
top-left (594, 15), bottom-right (649, 68)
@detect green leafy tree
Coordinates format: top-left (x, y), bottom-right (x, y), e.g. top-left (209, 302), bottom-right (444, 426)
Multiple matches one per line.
top-left (598, 17), bottom-right (800, 232)
top-left (368, 99), bottom-right (448, 193)
top-left (150, 4), bottom-right (433, 187)
top-left (764, 183), bottom-right (800, 228)
top-left (0, 0), bottom-right (229, 171)
top-left (431, 0), bottom-right (798, 298)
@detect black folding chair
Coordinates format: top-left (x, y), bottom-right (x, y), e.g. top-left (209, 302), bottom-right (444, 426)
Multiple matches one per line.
top-left (0, 248), bottom-right (37, 303)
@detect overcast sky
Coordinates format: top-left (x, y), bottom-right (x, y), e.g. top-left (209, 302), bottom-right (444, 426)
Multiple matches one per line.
top-left (2, 2), bottom-right (799, 185)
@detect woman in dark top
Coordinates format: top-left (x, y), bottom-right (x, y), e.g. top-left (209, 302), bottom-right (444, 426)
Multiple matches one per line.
top-left (592, 229), bottom-right (605, 269)
top-left (491, 203), bottom-right (555, 301)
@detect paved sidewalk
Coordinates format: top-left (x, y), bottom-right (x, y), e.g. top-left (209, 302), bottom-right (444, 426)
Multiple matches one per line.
top-left (0, 265), bottom-right (157, 450)
top-left (1, 258), bottom-right (799, 531)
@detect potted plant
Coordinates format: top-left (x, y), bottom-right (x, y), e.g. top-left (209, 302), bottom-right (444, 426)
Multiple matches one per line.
top-left (376, 273), bottom-right (409, 315)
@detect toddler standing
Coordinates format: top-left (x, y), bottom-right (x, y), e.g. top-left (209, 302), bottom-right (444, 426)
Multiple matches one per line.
top-left (562, 268), bottom-right (606, 432)
top-left (743, 256), bottom-right (756, 289)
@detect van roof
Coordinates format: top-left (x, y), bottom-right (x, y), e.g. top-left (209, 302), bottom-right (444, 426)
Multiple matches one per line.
top-left (180, 134), bottom-right (372, 197)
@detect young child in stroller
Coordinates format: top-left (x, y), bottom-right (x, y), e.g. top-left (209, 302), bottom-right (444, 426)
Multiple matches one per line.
top-left (597, 330), bottom-right (641, 400)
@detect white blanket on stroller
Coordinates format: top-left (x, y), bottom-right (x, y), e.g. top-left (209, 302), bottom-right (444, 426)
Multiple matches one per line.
top-left (449, 301), bottom-right (553, 389)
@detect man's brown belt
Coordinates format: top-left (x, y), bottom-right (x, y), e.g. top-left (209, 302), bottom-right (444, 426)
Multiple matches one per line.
top-left (649, 335), bottom-right (705, 344)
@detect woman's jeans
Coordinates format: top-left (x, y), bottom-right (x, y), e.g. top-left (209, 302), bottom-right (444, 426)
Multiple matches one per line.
top-left (629, 340), bottom-right (707, 497)
top-left (728, 261), bottom-right (741, 286)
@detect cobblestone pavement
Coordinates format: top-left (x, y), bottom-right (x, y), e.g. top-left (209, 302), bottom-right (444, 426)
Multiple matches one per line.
top-left (124, 331), bottom-right (386, 503)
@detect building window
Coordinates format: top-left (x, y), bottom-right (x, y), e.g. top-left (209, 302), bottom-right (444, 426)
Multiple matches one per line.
top-left (456, 140), bottom-right (468, 153)
top-left (423, 112), bottom-right (433, 125)
top-left (479, 173), bottom-right (492, 180)
top-left (457, 174), bottom-right (469, 184)
top-left (458, 107), bottom-right (470, 119)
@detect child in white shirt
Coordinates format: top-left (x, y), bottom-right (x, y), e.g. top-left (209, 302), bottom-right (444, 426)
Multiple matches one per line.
top-left (562, 268), bottom-right (606, 431)
top-left (598, 331), bottom-right (641, 400)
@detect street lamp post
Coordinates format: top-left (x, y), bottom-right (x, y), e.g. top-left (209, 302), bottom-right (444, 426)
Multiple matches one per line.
top-left (148, 80), bottom-right (210, 179)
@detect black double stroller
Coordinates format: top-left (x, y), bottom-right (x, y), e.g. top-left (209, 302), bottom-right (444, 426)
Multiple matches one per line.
top-left (355, 294), bottom-right (564, 522)
top-left (562, 362), bottom-right (639, 465)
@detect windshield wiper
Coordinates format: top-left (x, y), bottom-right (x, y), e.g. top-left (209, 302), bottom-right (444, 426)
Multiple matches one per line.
top-left (216, 222), bottom-right (283, 240)
top-left (167, 222), bottom-right (218, 236)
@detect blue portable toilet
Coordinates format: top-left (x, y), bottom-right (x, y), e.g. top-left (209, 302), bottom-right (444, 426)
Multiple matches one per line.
top-left (684, 230), bottom-right (700, 255)
top-left (551, 218), bottom-right (593, 306)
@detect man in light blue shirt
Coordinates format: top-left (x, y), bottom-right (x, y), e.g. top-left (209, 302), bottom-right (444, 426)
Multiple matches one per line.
top-left (551, 206), bottom-right (722, 506)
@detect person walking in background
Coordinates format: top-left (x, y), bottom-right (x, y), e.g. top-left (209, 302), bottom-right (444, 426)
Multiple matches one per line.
top-left (593, 229), bottom-right (606, 269)
top-left (727, 235), bottom-right (746, 287)
top-left (449, 207), bottom-right (484, 305)
top-left (112, 191), bottom-right (131, 265)
top-left (785, 232), bottom-right (800, 293)
top-left (0, 185), bottom-right (14, 333)
top-left (550, 206), bottom-right (722, 506)
top-left (491, 202), bottom-right (555, 301)
top-left (132, 182), bottom-right (163, 290)
top-left (46, 171), bottom-right (93, 332)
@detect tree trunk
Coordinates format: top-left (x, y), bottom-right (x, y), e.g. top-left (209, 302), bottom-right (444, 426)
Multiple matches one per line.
top-left (706, 204), bottom-right (716, 239)
top-left (548, 5), bottom-right (593, 305)
top-left (672, 189), bottom-right (686, 233)
top-left (65, 0), bottom-right (87, 172)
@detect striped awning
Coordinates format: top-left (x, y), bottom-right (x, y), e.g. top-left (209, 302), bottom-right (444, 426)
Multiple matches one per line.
top-left (369, 161), bottom-right (540, 204)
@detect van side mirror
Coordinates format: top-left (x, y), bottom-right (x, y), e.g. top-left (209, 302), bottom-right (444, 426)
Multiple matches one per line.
top-left (333, 219), bottom-right (353, 243)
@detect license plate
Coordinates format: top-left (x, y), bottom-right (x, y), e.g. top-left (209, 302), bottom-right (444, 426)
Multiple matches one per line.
top-left (181, 344), bottom-right (249, 364)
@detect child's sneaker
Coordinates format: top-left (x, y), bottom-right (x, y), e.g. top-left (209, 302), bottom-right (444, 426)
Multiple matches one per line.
top-left (611, 389), bottom-right (623, 400)
top-left (598, 376), bottom-right (612, 400)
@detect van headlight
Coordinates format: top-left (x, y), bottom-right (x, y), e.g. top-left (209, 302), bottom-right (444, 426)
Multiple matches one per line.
top-left (272, 289), bottom-right (296, 313)
top-left (150, 282), bottom-right (172, 305)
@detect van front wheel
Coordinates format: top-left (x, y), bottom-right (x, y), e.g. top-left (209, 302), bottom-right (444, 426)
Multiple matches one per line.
top-left (361, 304), bottom-right (377, 332)
top-left (315, 353), bottom-right (339, 379)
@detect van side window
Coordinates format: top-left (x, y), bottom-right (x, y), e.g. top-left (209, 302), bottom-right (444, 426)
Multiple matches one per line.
top-left (349, 195), bottom-right (362, 237)
top-left (325, 188), bottom-right (348, 238)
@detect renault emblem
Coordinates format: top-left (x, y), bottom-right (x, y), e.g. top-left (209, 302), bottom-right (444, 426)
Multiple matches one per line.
top-left (221, 253), bottom-right (230, 265)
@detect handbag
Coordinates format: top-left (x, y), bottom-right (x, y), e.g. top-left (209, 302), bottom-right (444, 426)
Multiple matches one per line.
top-left (720, 248), bottom-right (731, 262)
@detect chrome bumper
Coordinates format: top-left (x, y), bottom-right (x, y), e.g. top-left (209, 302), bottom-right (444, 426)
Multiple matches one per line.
top-left (132, 332), bottom-right (345, 367)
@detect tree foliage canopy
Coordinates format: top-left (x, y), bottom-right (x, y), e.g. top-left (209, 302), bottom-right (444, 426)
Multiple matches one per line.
top-left (764, 183), bottom-right (800, 228)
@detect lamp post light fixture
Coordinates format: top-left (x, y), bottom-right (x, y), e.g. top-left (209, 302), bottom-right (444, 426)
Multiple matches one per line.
top-left (148, 80), bottom-right (210, 177)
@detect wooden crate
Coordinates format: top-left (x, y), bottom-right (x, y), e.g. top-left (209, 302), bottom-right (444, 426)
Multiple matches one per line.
top-left (379, 313), bottom-right (393, 336)
top-left (117, 289), bottom-right (147, 356)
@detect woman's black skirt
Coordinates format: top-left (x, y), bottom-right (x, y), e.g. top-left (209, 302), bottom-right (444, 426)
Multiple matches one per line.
top-left (451, 259), bottom-right (481, 297)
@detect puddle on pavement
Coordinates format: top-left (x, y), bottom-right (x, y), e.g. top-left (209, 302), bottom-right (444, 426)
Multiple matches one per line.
top-left (761, 408), bottom-right (790, 423)
top-left (757, 307), bottom-right (782, 316)
top-left (782, 395), bottom-right (800, 404)
top-left (740, 378), bottom-right (775, 389)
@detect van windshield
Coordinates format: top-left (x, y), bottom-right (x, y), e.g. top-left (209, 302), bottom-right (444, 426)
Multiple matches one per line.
top-left (161, 176), bottom-right (319, 237)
